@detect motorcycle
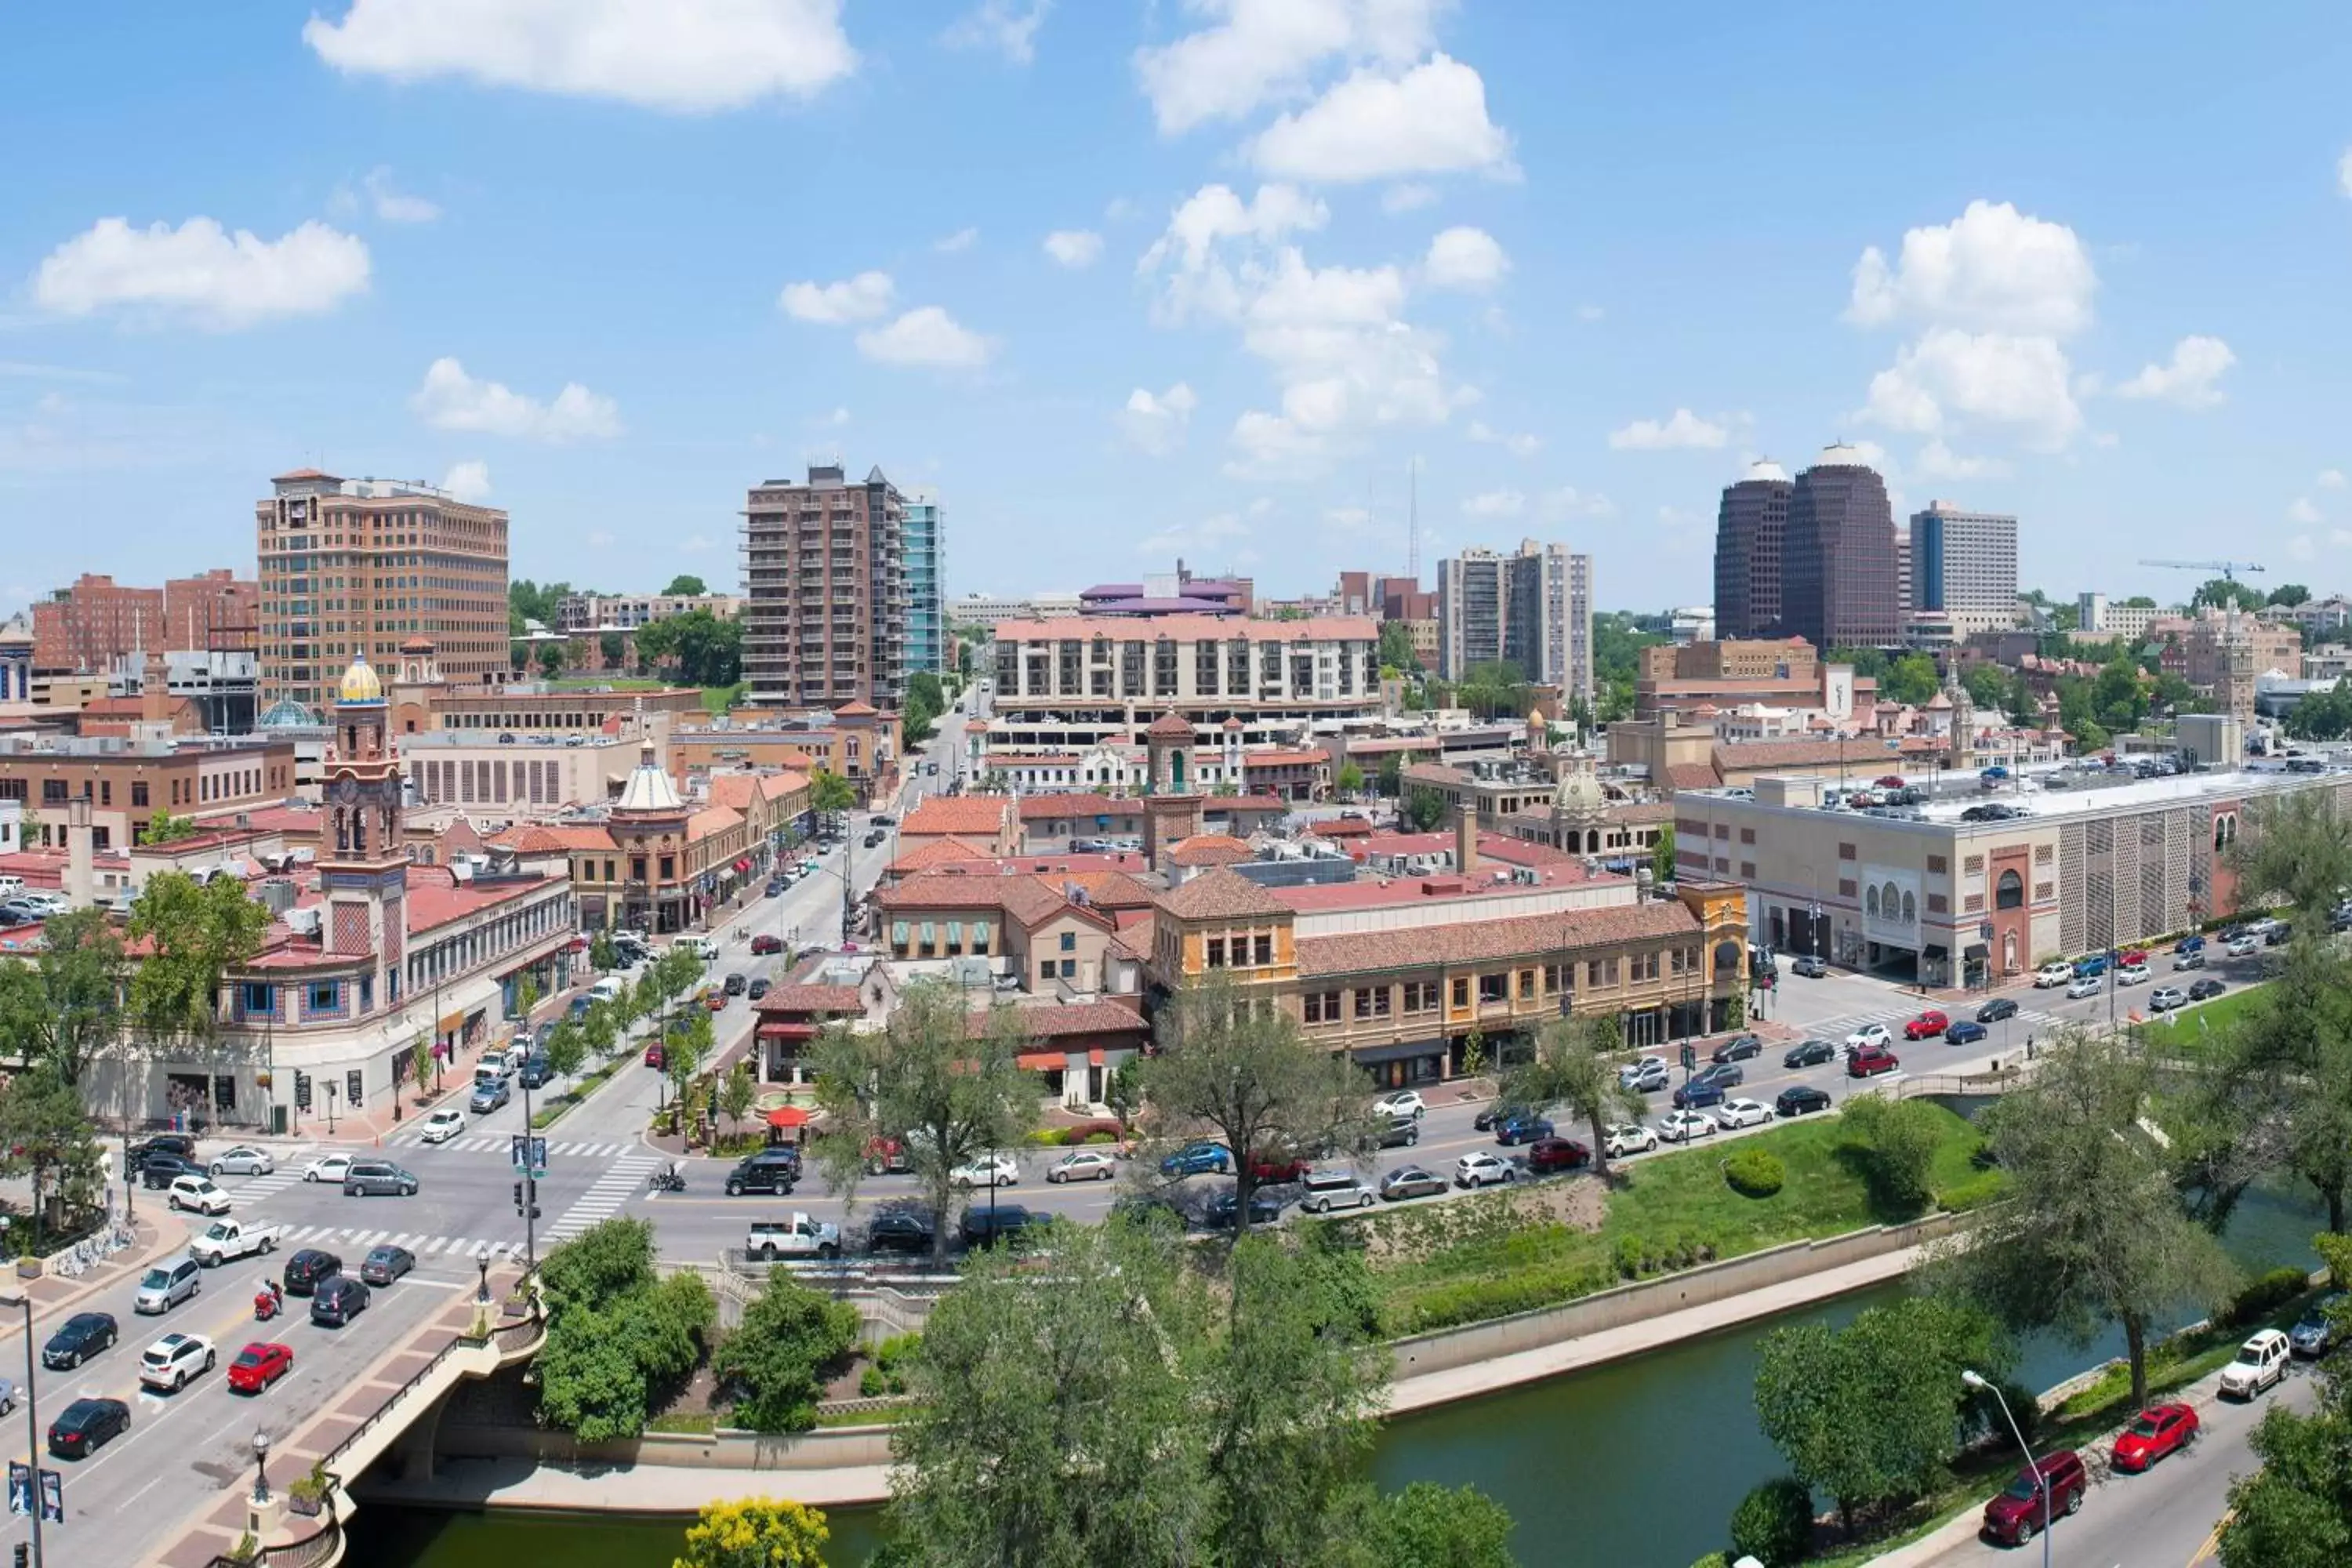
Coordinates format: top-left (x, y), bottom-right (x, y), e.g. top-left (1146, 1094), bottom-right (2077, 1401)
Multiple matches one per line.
top-left (649, 1164), bottom-right (686, 1194)
top-left (253, 1286), bottom-right (283, 1322)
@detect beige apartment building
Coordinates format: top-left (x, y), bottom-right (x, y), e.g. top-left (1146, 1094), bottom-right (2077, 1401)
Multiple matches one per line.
top-left (741, 463), bottom-right (908, 710)
top-left (257, 470), bottom-right (510, 714)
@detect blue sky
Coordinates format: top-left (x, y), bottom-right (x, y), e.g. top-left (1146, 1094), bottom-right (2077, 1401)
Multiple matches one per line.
top-left (4, 1), bottom-right (2350, 615)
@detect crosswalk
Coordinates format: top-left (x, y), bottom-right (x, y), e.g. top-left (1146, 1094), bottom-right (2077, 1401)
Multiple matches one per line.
top-left (269, 1220), bottom-right (528, 1262)
top-left (381, 1134), bottom-right (644, 1160)
top-left (223, 1168), bottom-right (308, 1204)
top-left (546, 1154), bottom-right (664, 1243)
top-left (1795, 1003), bottom-right (2068, 1042)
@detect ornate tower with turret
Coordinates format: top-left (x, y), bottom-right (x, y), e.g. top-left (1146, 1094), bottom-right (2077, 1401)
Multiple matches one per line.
top-left (321, 651), bottom-right (405, 1011)
top-left (1142, 710), bottom-right (1206, 871)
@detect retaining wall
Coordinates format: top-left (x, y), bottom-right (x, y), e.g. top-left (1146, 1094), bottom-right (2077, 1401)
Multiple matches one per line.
top-left (436, 1421), bottom-right (896, 1472)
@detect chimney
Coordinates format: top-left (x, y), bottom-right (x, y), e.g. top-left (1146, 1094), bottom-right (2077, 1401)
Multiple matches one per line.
top-left (1454, 805), bottom-right (1478, 877)
top-left (66, 792), bottom-right (94, 909)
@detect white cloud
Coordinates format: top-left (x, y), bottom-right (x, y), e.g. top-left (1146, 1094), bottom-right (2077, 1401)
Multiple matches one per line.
top-left (1537, 485), bottom-right (1613, 521)
top-left (1043, 229), bottom-right (1104, 269)
top-left (1323, 504), bottom-right (1374, 534)
top-left (2339, 147), bottom-right (2352, 198)
top-left (815, 405), bottom-right (851, 427)
top-left (32, 216), bottom-right (370, 329)
top-left (303, 0), bottom-right (858, 113)
top-left (2321, 469), bottom-right (2347, 489)
top-left (1118, 381), bottom-right (1198, 456)
top-left (1859, 328), bottom-right (2082, 451)
top-left (409, 357), bottom-right (622, 442)
top-left (585, 529), bottom-right (615, 550)
top-left (941, 0), bottom-right (1051, 64)
top-left (2288, 497), bottom-right (2324, 524)
top-left (779, 270), bottom-right (895, 325)
top-left (1915, 439), bottom-right (2010, 481)
top-left (933, 227), bottom-right (978, 254)
top-left (1575, 303), bottom-right (1604, 321)
top-left (1133, 0), bottom-right (1439, 135)
top-left (1250, 54), bottom-right (1514, 183)
top-left (2333, 529), bottom-right (2352, 549)
top-left (1422, 225), bottom-right (1507, 290)
top-left (363, 167), bottom-right (440, 223)
top-left (1846, 200), bottom-right (2096, 336)
top-left (1607, 408), bottom-right (1730, 451)
top-left (1136, 508), bottom-right (1256, 563)
top-left (440, 459), bottom-right (492, 500)
top-left (1381, 183), bottom-right (1438, 215)
top-left (1465, 419), bottom-right (1537, 457)
top-left (2111, 335), bottom-right (2234, 408)
top-left (1138, 183), bottom-right (1328, 307)
top-left (855, 307), bottom-right (993, 368)
top-left (1461, 487), bottom-right (1523, 517)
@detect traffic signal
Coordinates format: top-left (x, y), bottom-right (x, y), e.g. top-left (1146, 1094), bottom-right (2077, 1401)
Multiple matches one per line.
top-left (513, 1181), bottom-right (538, 1218)
top-left (17, 1539), bottom-right (31, 1568)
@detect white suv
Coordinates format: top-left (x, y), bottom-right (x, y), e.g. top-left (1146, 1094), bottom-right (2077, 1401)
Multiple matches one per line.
top-left (2034, 960), bottom-right (2075, 988)
top-left (166, 1175), bottom-right (231, 1216)
top-left (2220, 1330), bottom-right (2292, 1399)
top-left (1454, 1151), bottom-right (1517, 1189)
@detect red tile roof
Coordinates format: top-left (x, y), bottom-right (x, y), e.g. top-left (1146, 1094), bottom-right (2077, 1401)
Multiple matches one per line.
top-left (888, 837), bottom-right (996, 873)
top-left (754, 984), bottom-right (864, 1016)
top-left (832, 699), bottom-right (879, 717)
top-left (875, 870), bottom-right (1116, 931)
top-left (1146, 711), bottom-right (1196, 739)
top-left (1205, 794), bottom-right (1289, 814)
top-left (1243, 747), bottom-right (1329, 767)
top-left (1154, 867), bottom-right (1290, 920)
top-left (1167, 833), bottom-right (1253, 867)
top-left (1296, 899), bottom-right (1700, 978)
top-left (1663, 762), bottom-right (1722, 793)
top-left (1018, 793), bottom-right (1136, 821)
top-left (1108, 915), bottom-right (1156, 964)
top-left (988, 998), bottom-right (1150, 1040)
top-left (901, 795), bottom-right (1016, 838)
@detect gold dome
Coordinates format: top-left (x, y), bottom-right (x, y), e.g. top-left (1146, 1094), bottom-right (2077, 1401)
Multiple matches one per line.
top-left (336, 651), bottom-right (385, 706)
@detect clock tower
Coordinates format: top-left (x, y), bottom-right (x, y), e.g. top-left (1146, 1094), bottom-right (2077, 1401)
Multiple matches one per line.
top-left (320, 650), bottom-right (405, 1011)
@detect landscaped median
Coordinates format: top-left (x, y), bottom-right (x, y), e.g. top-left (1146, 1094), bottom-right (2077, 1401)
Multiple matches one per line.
top-left (1332, 1101), bottom-right (1998, 1337)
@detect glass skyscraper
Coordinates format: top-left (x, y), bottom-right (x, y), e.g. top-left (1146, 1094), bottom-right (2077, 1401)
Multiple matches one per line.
top-left (903, 488), bottom-right (945, 676)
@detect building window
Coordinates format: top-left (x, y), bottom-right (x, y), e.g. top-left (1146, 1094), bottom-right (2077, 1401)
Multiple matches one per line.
top-left (1254, 934), bottom-right (1272, 966)
top-left (631, 856), bottom-right (648, 883)
top-left (307, 981), bottom-right (339, 1014)
top-left (1838, 878), bottom-right (1858, 898)
top-left (1518, 970), bottom-right (1536, 1000)
top-left (1995, 869), bottom-right (2024, 909)
top-left (1451, 977), bottom-right (1469, 1009)
top-left (1928, 894), bottom-right (1950, 913)
top-left (1040, 959), bottom-right (1055, 982)
top-left (1478, 973), bottom-right (1508, 1004)
top-left (1059, 931), bottom-right (1076, 952)
top-left (1060, 958), bottom-right (1076, 978)
top-left (132, 781), bottom-right (149, 808)
top-left (1354, 986), bottom-right (1392, 1019)
top-left (1838, 842), bottom-right (1857, 861)
top-left (1303, 990), bottom-right (1341, 1023)
top-left (659, 855), bottom-right (675, 880)
top-left (240, 982), bottom-right (274, 1016)
top-left (1926, 854), bottom-right (1948, 874)
top-left (1632, 952), bottom-right (1660, 982)
top-left (40, 781), bottom-right (65, 805)
top-left (1964, 855), bottom-right (1986, 874)
top-left (1205, 937), bottom-right (1225, 968)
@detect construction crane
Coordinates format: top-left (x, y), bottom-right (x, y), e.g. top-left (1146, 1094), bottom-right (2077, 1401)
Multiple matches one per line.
top-left (2139, 557), bottom-right (2267, 582)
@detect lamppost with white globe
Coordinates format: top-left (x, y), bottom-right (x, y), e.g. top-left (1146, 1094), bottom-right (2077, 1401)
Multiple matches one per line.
top-left (252, 1429), bottom-right (270, 1506)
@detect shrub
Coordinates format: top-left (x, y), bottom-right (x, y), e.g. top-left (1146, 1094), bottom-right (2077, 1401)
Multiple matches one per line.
top-left (1730, 1475), bottom-right (1815, 1566)
top-left (2226, 1266), bottom-right (2310, 1328)
top-left (1961, 1372), bottom-right (2043, 1452)
top-left (1936, 1167), bottom-right (2009, 1212)
top-left (1724, 1147), bottom-right (1786, 1199)
top-left (1690, 1555), bottom-right (1731, 1568)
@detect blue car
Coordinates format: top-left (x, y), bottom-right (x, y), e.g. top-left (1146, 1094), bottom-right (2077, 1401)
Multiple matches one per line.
top-left (2175, 934), bottom-right (2206, 953)
top-left (1671, 1080), bottom-right (1726, 1110)
top-left (1492, 1113), bottom-right (1555, 1146)
top-left (2074, 954), bottom-right (2107, 978)
top-left (1943, 1020), bottom-right (1989, 1046)
top-left (1160, 1141), bottom-right (1232, 1178)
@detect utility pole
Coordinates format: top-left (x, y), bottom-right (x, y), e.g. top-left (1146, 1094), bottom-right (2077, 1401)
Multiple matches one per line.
top-left (840, 817), bottom-right (854, 946)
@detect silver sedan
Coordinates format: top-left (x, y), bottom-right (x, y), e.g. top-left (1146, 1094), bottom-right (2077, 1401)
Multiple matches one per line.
top-left (206, 1145), bottom-right (275, 1177)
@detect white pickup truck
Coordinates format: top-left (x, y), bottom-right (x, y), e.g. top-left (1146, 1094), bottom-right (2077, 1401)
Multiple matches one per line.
top-left (187, 1218), bottom-right (281, 1267)
top-left (745, 1213), bottom-right (841, 1262)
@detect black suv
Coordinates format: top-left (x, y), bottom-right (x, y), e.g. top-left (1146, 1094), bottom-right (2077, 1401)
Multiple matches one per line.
top-left (866, 1210), bottom-right (937, 1254)
top-left (724, 1148), bottom-right (802, 1196)
top-left (140, 1152), bottom-right (204, 1189)
top-left (723, 972), bottom-right (748, 996)
top-left (282, 1249), bottom-right (343, 1296)
top-left (960, 1204), bottom-right (1036, 1248)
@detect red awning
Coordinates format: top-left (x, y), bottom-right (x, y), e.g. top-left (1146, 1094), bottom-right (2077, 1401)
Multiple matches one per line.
top-left (1017, 1051), bottom-right (1067, 1072)
top-left (734, 858), bottom-right (752, 874)
top-left (764, 1105), bottom-right (812, 1130)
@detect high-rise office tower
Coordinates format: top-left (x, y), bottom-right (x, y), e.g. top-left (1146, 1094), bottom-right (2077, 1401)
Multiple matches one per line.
top-left (1910, 501), bottom-right (2020, 633)
top-left (902, 488), bottom-right (945, 676)
top-left (1711, 459), bottom-right (1792, 638)
top-left (741, 463), bottom-right (908, 709)
top-left (1436, 539), bottom-right (1593, 702)
top-left (256, 470), bottom-right (510, 714)
top-left (1780, 445), bottom-right (1900, 652)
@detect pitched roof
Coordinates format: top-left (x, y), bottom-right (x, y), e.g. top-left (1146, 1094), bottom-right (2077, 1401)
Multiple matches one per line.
top-left (1167, 833), bottom-right (1253, 867)
top-left (1146, 710), bottom-right (1196, 739)
top-left (1296, 900), bottom-right (1700, 978)
top-left (1204, 794), bottom-right (1289, 813)
top-left (991, 998), bottom-right (1150, 1040)
top-left (875, 869), bottom-right (1117, 931)
top-left (1018, 792), bottom-right (1132, 821)
top-left (1664, 761), bottom-right (1722, 793)
top-left (489, 823), bottom-right (617, 853)
top-left (1107, 915), bottom-right (1156, 964)
top-left (1154, 866), bottom-right (1290, 921)
top-left (901, 794), bottom-right (1015, 838)
top-left (753, 984), bottom-right (864, 1016)
top-left (888, 836), bottom-right (997, 873)
top-left (832, 699), bottom-right (879, 717)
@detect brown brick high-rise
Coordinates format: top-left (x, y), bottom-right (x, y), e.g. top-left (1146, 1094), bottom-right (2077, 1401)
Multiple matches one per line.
top-left (1780, 445), bottom-right (1900, 652)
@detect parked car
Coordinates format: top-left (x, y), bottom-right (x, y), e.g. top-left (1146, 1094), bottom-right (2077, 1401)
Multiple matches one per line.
top-left (2189, 978), bottom-right (2228, 1001)
top-left (1374, 1115), bottom-right (1421, 1149)
top-left (134, 1256), bottom-right (203, 1315)
top-left (746, 1214), bottom-right (843, 1261)
top-left (1454, 1151), bottom-right (1518, 1189)
top-left (1791, 953), bottom-right (1828, 978)
top-left (1657, 1109), bottom-right (1718, 1143)
top-left (1300, 1169), bottom-right (1377, 1213)
top-left (1160, 1141), bottom-right (1232, 1178)
top-left (45, 1397), bottom-right (129, 1460)
top-left (281, 1250), bottom-right (342, 1297)
top-left (2173, 949), bottom-right (2208, 971)
top-left (227, 1341), bottom-right (295, 1395)
top-left (2034, 960), bottom-right (2076, 988)
top-left (206, 1145), bottom-right (276, 1177)
top-left (343, 1160), bottom-right (419, 1197)
top-left (1775, 1085), bottom-right (1833, 1118)
top-left (1047, 1149), bottom-right (1118, 1184)
top-left (2065, 975), bottom-right (2104, 1000)
top-left (1980, 1450), bottom-right (2085, 1547)
top-left (1976, 997), bottom-right (2020, 1023)
top-left (140, 1152), bottom-right (204, 1189)
top-left (2147, 986), bottom-right (2187, 1012)
top-left (310, 1276), bottom-right (372, 1328)
top-left (138, 1331), bottom-right (215, 1392)
top-left (1716, 1098), bottom-right (1772, 1131)
top-left (950, 1152), bottom-right (1021, 1189)
top-left (1671, 1079), bottom-right (1726, 1110)
top-left (1492, 1112), bottom-right (1555, 1146)
top-left (361, 1245), bottom-right (416, 1286)
top-left (1711, 1033), bottom-right (1763, 1063)
top-left (42, 1312), bottom-right (117, 1370)
top-left (2116, 964), bottom-right (2151, 987)
top-left (1847, 1044), bottom-right (1901, 1078)
top-left (1205, 1189), bottom-right (1284, 1229)
top-left (2220, 1330), bottom-right (2293, 1399)
top-left (865, 1210), bottom-right (938, 1254)
top-left (1845, 1023), bottom-right (1893, 1053)
top-left (1525, 1137), bottom-right (1592, 1174)
top-left (1603, 1123), bottom-right (1659, 1159)
top-left (1943, 1019), bottom-right (1989, 1046)
top-left (1903, 1010), bottom-right (1950, 1040)
top-left (166, 1175), bottom-right (232, 1216)
top-left (959, 1204), bottom-right (1037, 1248)
top-left (1618, 1058), bottom-right (1670, 1093)
top-left (1372, 1089), bottom-right (1427, 1120)
top-left (419, 1107), bottom-right (466, 1144)
top-left (1377, 1165), bottom-right (1449, 1202)
top-left (724, 1149), bottom-right (802, 1196)
top-left (2111, 1402), bottom-right (2201, 1472)
top-left (1783, 1039), bottom-right (1837, 1069)
top-left (2291, 1294), bottom-right (2346, 1358)
top-left (2227, 935), bottom-right (2261, 957)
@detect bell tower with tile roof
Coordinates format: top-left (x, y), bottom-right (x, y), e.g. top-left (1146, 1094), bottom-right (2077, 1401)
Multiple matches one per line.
top-left (320, 650), bottom-right (405, 1009)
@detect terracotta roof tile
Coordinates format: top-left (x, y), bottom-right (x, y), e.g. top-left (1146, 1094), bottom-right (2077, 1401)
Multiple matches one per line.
top-left (984, 998), bottom-right (1150, 1040)
top-left (888, 837), bottom-right (996, 872)
top-left (1154, 866), bottom-right (1290, 920)
top-left (1167, 833), bottom-right (1254, 867)
top-left (1664, 762), bottom-right (1722, 793)
top-left (1146, 711), bottom-right (1196, 739)
top-left (1296, 900), bottom-right (1700, 978)
top-left (753, 985), bottom-right (863, 1016)
top-left (901, 795), bottom-right (1015, 837)
top-left (1018, 792), bottom-right (1135, 821)
top-left (1108, 915), bottom-right (1156, 964)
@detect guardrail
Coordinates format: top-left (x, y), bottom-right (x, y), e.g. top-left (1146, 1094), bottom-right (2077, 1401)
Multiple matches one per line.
top-left (205, 1512), bottom-right (342, 1568)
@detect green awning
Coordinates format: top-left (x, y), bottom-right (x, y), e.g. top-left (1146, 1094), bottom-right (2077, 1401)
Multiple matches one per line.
top-left (947, 920), bottom-right (964, 946)
top-left (972, 920), bottom-right (992, 944)
top-left (892, 920), bottom-right (910, 943)
top-left (920, 921), bottom-right (935, 946)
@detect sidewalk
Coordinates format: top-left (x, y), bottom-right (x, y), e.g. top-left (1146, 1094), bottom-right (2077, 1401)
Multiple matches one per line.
top-left (361, 1452), bottom-right (896, 1515)
top-left (0, 1207), bottom-right (191, 1344)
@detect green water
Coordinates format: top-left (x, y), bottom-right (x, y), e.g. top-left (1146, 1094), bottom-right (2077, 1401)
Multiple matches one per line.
top-left (346, 1178), bottom-right (2332, 1568)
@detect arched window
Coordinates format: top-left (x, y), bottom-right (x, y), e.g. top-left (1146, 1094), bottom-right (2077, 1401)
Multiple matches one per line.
top-left (1900, 890), bottom-right (1916, 924)
top-left (1866, 886), bottom-right (1880, 918)
top-left (1996, 869), bottom-right (2024, 909)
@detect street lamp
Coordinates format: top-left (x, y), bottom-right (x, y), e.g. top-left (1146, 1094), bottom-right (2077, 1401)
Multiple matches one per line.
top-left (251, 1429), bottom-right (270, 1506)
top-left (0, 1292), bottom-right (44, 1568)
top-left (1962, 1369), bottom-right (2049, 1567)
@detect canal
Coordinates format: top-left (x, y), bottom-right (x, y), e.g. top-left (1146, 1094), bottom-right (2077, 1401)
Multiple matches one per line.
top-left (347, 1177), bottom-right (2332, 1568)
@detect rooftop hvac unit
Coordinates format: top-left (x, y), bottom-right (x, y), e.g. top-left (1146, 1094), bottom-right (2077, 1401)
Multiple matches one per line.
top-left (256, 877), bottom-right (299, 913)
top-left (284, 906), bottom-right (323, 938)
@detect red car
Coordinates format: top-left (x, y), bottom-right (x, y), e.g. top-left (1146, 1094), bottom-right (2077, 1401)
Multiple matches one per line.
top-left (1525, 1137), bottom-right (1592, 1174)
top-left (2111, 1402), bottom-right (2199, 1472)
top-left (2118, 949), bottom-right (2149, 968)
top-left (227, 1341), bottom-right (294, 1395)
top-left (644, 1042), bottom-right (666, 1069)
top-left (1848, 1044), bottom-right (1901, 1078)
top-left (1903, 1011), bottom-right (1949, 1040)
top-left (1876, 774), bottom-right (1906, 789)
top-left (750, 934), bottom-right (783, 956)
top-left (1247, 1151), bottom-right (1310, 1184)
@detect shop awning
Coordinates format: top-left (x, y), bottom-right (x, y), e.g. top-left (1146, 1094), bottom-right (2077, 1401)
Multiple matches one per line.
top-left (1017, 1051), bottom-right (1069, 1072)
top-left (437, 1012), bottom-right (466, 1033)
top-left (764, 1105), bottom-right (813, 1130)
top-left (735, 858), bottom-right (752, 874)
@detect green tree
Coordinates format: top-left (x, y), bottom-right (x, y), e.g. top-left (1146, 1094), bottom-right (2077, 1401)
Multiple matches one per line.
top-left (1879, 653), bottom-right (1940, 706)
top-left (719, 1060), bottom-right (757, 1142)
top-left (2193, 577), bottom-right (2267, 612)
top-left (664, 575), bottom-right (710, 597)
top-left (807, 982), bottom-right (1039, 1265)
top-left (2270, 583), bottom-right (2314, 608)
top-left (0, 1064), bottom-right (104, 1250)
top-left (1837, 1092), bottom-right (1943, 1217)
top-left (590, 930), bottom-right (619, 974)
top-left (1501, 1014), bottom-right (1645, 1179)
top-left (674, 1498), bottom-right (829, 1568)
top-left (409, 1035), bottom-right (434, 1103)
top-left (1755, 1295), bottom-right (2008, 1535)
top-left (599, 630), bottom-right (627, 667)
top-left (2190, 930), bottom-right (2352, 1231)
top-left (1403, 786), bottom-right (1446, 832)
top-left (1137, 972), bottom-right (1372, 1236)
top-left (537, 641), bottom-right (567, 677)
top-left (543, 1018), bottom-right (589, 1091)
top-left (902, 671), bottom-right (946, 746)
top-left (137, 810), bottom-right (200, 846)
top-left (1652, 822), bottom-right (1676, 884)
top-left (2229, 789), bottom-right (2352, 917)
top-left (1377, 619), bottom-right (1421, 674)
top-left (125, 871), bottom-right (270, 1116)
top-left (0, 908), bottom-right (125, 1085)
top-left (1341, 1483), bottom-right (1516, 1568)
top-left (1376, 753), bottom-right (1403, 799)
top-left (2286, 681), bottom-right (2352, 741)
top-left (810, 768), bottom-right (858, 827)
top-left (1961, 663), bottom-right (2013, 712)
top-left (1335, 760), bottom-right (1365, 797)
top-left (1730, 1476), bottom-right (1817, 1566)
top-left (536, 1218), bottom-right (716, 1442)
top-left (2219, 1236), bottom-right (2352, 1567)
top-left (1929, 1030), bottom-right (2238, 1406)
top-left (713, 1268), bottom-right (860, 1432)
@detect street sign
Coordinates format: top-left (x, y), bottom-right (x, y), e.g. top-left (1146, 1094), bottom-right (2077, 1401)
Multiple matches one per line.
top-left (510, 1134), bottom-right (546, 1177)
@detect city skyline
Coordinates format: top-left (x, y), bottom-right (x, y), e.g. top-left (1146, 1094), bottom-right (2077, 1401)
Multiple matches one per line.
top-left (5, 4), bottom-right (2347, 616)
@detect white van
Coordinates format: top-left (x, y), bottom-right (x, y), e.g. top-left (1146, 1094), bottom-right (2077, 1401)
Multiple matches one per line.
top-left (0, 876), bottom-right (22, 899)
